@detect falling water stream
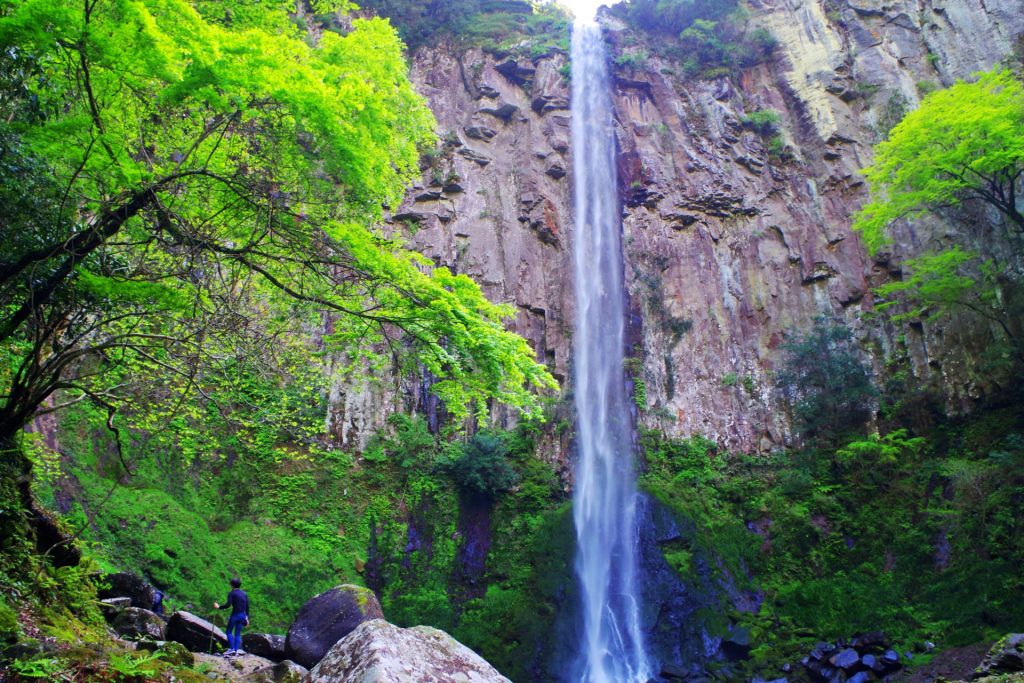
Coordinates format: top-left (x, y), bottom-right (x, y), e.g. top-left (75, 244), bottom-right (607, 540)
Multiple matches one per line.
top-left (570, 18), bottom-right (652, 683)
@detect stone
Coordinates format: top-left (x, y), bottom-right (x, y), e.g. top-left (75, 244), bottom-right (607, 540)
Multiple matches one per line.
top-left (456, 148), bottom-right (492, 166)
top-left (243, 633), bottom-right (286, 661)
top-left (531, 95), bottom-right (569, 114)
top-left (98, 572), bottom-right (158, 610)
top-left (99, 597), bottom-right (132, 621)
top-left (112, 607), bottom-right (166, 641)
top-left (880, 650), bottom-right (901, 668)
top-left (861, 654), bottom-right (881, 672)
top-left (464, 126), bottom-right (497, 141)
top-left (494, 59), bottom-right (534, 86)
top-left (847, 672), bottom-right (872, 683)
top-left (166, 611), bottom-right (228, 653)
top-left (545, 163), bottom-right (566, 179)
top-left (284, 584), bottom-right (384, 670)
top-left (972, 634), bottom-right (1024, 679)
top-left (136, 640), bottom-right (194, 667)
top-left (304, 619), bottom-right (511, 683)
top-left (479, 103), bottom-right (519, 122)
top-left (245, 659), bottom-right (308, 683)
top-left (829, 648), bottom-right (860, 670)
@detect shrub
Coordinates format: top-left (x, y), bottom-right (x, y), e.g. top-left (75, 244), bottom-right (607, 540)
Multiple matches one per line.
top-left (741, 108), bottom-right (781, 135)
top-left (441, 433), bottom-right (519, 501)
top-left (775, 317), bottom-right (877, 445)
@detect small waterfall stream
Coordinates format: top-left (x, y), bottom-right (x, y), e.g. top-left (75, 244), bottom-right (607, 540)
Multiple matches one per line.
top-left (570, 18), bottom-right (651, 683)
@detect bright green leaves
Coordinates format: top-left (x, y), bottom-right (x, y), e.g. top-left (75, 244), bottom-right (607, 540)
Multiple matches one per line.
top-left (0, 0), bottom-right (555, 441)
top-left (854, 69), bottom-right (1024, 253)
top-left (873, 247), bottom-right (984, 322)
top-left (323, 222), bottom-right (558, 424)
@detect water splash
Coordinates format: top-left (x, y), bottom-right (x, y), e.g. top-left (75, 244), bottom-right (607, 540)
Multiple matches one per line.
top-left (570, 20), bottom-right (651, 683)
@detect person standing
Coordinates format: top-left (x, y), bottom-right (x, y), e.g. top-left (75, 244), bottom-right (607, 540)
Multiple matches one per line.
top-left (213, 577), bottom-right (249, 655)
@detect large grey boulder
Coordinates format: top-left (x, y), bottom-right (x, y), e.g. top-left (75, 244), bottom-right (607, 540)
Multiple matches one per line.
top-left (303, 619), bottom-right (511, 683)
top-left (166, 610), bottom-right (228, 653)
top-left (285, 584), bottom-right (383, 669)
top-left (112, 607), bottom-right (166, 640)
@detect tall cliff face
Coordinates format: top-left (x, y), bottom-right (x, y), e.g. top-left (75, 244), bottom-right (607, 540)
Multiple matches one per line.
top-left (328, 0), bottom-right (1023, 454)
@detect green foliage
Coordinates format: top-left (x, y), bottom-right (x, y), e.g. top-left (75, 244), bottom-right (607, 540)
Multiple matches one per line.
top-left (8, 655), bottom-right (73, 680)
top-left (854, 69), bottom-right (1024, 253)
top-left (0, 0), bottom-right (556, 457)
top-left (0, 595), bottom-right (19, 643)
top-left (775, 317), bottom-right (877, 445)
top-left (359, 0), bottom-right (570, 56)
top-left (614, 0), bottom-right (777, 78)
top-left (441, 432), bottom-right (519, 500)
top-left (741, 108), bottom-right (781, 135)
top-left (614, 50), bottom-right (649, 69)
top-left (107, 650), bottom-right (163, 682)
top-left (640, 402), bottom-right (1024, 673)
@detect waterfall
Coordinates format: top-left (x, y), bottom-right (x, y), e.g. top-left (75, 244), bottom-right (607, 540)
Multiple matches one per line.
top-left (570, 18), bottom-right (651, 683)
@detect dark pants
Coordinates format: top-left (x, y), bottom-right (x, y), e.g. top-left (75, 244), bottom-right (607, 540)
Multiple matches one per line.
top-left (226, 613), bottom-right (246, 651)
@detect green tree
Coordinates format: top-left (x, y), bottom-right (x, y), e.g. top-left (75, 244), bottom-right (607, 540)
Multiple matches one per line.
top-left (854, 69), bottom-right (1024, 253)
top-left (0, 0), bottom-right (556, 513)
top-left (873, 248), bottom-right (1022, 353)
top-left (775, 317), bottom-right (877, 445)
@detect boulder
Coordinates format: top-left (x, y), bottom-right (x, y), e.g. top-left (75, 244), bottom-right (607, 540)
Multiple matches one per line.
top-left (112, 607), bottom-right (166, 640)
top-left (847, 672), bottom-right (872, 683)
top-left (136, 640), bottom-right (194, 667)
top-left (880, 650), bottom-right (901, 667)
top-left (166, 611), bottom-right (228, 653)
top-left (243, 633), bottom-right (287, 661)
top-left (972, 634), bottom-right (1024, 679)
top-left (99, 597), bottom-right (132, 622)
top-left (830, 648), bottom-right (861, 670)
top-left (98, 572), bottom-right (158, 609)
top-left (245, 660), bottom-right (308, 683)
top-left (304, 619), bottom-right (511, 683)
top-left (284, 584), bottom-right (383, 669)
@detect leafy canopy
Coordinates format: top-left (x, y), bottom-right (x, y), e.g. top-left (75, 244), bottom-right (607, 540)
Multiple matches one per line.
top-left (854, 69), bottom-right (1024, 253)
top-left (0, 0), bottom-right (556, 445)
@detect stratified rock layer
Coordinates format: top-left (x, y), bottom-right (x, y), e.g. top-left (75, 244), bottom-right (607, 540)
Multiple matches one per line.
top-left (303, 619), bottom-right (511, 683)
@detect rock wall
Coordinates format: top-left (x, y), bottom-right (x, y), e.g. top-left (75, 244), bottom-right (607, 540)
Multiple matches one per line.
top-left (328, 0), bottom-right (1024, 454)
